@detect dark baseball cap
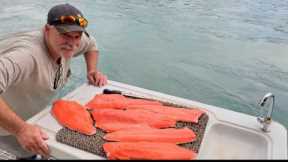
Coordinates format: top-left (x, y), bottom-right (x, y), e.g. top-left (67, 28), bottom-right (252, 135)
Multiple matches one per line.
top-left (47, 3), bottom-right (88, 33)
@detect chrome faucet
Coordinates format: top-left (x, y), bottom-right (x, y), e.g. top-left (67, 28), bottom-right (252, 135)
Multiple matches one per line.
top-left (257, 93), bottom-right (275, 132)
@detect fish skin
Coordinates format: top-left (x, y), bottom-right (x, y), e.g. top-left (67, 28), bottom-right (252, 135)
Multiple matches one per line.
top-left (103, 127), bottom-right (196, 144)
top-left (51, 100), bottom-right (96, 135)
top-left (103, 142), bottom-right (197, 160)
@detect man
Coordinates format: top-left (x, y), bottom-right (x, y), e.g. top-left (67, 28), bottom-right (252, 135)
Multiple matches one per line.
top-left (0, 3), bottom-right (107, 157)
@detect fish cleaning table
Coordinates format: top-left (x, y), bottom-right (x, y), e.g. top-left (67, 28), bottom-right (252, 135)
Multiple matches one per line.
top-left (27, 81), bottom-right (209, 159)
top-left (28, 80), bottom-right (286, 159)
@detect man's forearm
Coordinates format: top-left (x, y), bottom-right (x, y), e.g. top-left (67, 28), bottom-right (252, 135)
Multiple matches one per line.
top-left (84, 50), bottom-right (99, 73)
top-left (84, 50), bottom-right (108, 86)
top-left (0, 97), bottom-right (26, 135)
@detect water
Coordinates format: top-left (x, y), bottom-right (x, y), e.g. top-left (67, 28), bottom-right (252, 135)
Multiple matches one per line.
top-left (0, 0), bottom-right (288, 127)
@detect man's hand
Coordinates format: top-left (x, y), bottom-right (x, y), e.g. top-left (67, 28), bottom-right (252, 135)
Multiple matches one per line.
top-left (15, 123), bottom-right (50, 157)
top-left (87, 70), bottom-right (108, 87)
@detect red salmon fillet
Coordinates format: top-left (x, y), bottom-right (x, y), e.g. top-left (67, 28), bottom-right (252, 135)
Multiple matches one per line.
top-left (85, 94), bottom-right (162, 110)
top-left (104, 127), bottom-right (196, 144)
top-left (91, 109), bottom-right (176, 132)
top-left (51, 100), bottom-right (96, 135)
top-left (94, 122), bottom-right (153, 133)
top-left (126, 105), bottom-right (204, 123)
top-left (125, 98), bottom-right (162, 107)
top-left (85, 94), bottom-right (127, 110)
top-left (103, 142), bottom-right (197, 160)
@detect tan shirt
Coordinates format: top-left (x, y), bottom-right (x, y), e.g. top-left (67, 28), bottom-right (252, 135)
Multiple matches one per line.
top-left (0, 30), bottom-right (97, 129)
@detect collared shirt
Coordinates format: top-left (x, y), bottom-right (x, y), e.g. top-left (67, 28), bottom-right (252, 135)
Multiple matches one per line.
top-left (0, 29), bottom-right (98, 135)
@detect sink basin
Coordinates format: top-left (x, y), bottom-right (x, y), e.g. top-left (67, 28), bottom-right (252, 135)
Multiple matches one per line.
top-left (198, 122), bottom-right (271, 159)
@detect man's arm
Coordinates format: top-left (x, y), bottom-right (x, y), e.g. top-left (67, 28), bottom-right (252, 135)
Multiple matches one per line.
top-left (0, 51), bottom-right (49, 157)
top-left (0, 97), bottom-right (49, 157)
top-left (0, 97), bottom-right (26, 135)
top-left (84, 50), bottom-right (107, 87)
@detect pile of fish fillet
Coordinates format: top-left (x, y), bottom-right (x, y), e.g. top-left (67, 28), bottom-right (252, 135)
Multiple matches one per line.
top-left (51, 93), bottom-right (205, 160)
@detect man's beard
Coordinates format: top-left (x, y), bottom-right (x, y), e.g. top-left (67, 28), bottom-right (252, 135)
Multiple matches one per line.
top-left (60, 44), bottom-right (76, 59)
top-left (61, 43), bottom-right (75, 51)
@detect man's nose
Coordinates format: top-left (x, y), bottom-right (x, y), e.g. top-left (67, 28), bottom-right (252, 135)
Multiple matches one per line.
top-left (65, 37), bottom-right (78, 45)
top-left (66, 36), bottom-right (76, 42)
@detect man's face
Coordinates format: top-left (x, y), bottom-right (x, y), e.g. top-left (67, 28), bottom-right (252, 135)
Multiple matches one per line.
top-left (46, 25), bottom-right (82, 59)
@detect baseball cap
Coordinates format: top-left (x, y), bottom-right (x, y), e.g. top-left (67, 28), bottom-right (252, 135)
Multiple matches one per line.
top-left (47, 3), bottom-right (88, 34)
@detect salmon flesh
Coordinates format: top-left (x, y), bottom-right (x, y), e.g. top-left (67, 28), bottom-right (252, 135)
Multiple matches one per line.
top-left (91, 109), bottom-right (176, 132)
top-left (126, 105), bottom-right (204, 123)
top-left (104, 127), bottom-right (196, 144)
top-left (85, 94), bottom-right (162, 110)
top-left (51, 100), bottom-right (96, 135)
top-left (103, 142), bottom-right (197, 160)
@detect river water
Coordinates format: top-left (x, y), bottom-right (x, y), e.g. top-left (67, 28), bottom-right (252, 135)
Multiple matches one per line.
top-left (0, 0), bottom-right (288, 127)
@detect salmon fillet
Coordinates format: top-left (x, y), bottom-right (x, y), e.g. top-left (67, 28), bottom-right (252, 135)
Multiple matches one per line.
top-left (91, 109), bottom-right (176, 132)
top-left (125, 98), bottom-right (162, 107)
top-left (94, 122), bottom-right (153, 133)
top-left (126, 105), bottom-right (204, 123)
top-left (85, 94), bottom-right (127, 110)
top-left (85, 94), bottom-right (163, 110)
top-left (103, 142), bottom-right (197, 160)
top-left (104, 127), bottom-right (196, 144)
top-left (51, 100), bottom-right (96, 135)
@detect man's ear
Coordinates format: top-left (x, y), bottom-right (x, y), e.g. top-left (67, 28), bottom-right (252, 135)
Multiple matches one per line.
top-left (43, 24), bottom-right (52, 41)
top-left (44, 24), bottom-right (51, 32)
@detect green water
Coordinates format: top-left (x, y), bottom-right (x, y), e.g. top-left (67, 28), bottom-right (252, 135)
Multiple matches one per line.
top-left (1, 0), bottom-right (288, 127)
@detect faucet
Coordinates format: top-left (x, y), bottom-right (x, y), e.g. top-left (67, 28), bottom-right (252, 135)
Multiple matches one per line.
top-left (257, 92), bottom-right (275, 132)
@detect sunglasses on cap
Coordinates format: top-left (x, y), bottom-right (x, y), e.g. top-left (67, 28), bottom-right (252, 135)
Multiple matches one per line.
top-left (50, 15), bottom-right (88, 28)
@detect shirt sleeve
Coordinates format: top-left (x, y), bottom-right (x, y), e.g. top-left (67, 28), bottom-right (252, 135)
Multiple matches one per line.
top-left (0, 49), bottom-right (35, 94)
top-left (73, 33), bottom-right (99, 57)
